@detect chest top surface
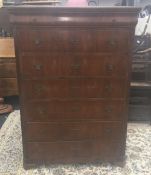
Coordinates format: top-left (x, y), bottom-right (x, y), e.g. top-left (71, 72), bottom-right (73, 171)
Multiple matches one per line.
top-left (9, 6), bottom-right (140, 27)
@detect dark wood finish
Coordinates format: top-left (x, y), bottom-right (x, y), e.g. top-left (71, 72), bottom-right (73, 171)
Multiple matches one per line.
top-left (9, 6), bottom-right (139, 168)
top-left (18, 27), bottom-right (129, 53)
top-left (26, 140), bottom-right (125, 164)
top-left (21, 78), bottom-right (126, 99)
top-left (23, 99), bottom-right (126, 122)
top-left (0, 78), bottom-right (18, 96)
top-left (19, 53), bottom-right (128, 77)
top-left (25, 121), bottom-right (124, 142)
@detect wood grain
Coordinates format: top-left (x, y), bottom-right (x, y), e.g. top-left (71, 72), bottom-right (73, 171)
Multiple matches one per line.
top-left (9, 6), bottom-right (139, 168)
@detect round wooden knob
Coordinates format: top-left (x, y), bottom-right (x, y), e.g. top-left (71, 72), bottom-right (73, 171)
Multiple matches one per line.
top-left (38, 108), bottom-right (46, 115)
top-left (34, 64), bottom-right (42, 70)
top-left (34, 85), bottom-right (43, 94)
top-left (71, 64), bottom-right (81, 70)
top-left (35, 39), bottom-right (40, 45)
top-left (106, 64), bottom-right (113, 71)
top-left (106, 128), bottom-right (112, 133)
top-left (71, 106), bottom-right (80, 112)
top-left (105, 84), bottom-right (112, 92)
top-left (108, 40), bottom-right (117, 47)
top-left (105, 107), bottom-right (113, 113)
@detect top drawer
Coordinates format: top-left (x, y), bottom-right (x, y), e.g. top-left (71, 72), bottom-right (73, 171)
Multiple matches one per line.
top-left (17, 27), bottom-right (129, 53)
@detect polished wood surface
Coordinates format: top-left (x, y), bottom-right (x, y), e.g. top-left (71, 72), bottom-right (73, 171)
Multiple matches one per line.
top-left (21, 78), bottom-right (126, 99)
top-left (18, 27), bottom-right (129, 52)
top-left (0, 78), bottom-right (18, 96)
top-left (25, 121), bottom-right (124, 142)
top-left (19, 53), bottom-right (128, 77)
top-left (23, 99), bottom-right (125, 122)
top-left (26, 140), bottom-right (124, 164)
top-left (9, 6), bottom-right (139, 168)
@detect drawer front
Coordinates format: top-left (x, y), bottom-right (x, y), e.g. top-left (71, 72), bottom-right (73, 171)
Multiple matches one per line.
top-left (24, 99), bottom-right (125, 122)
top-left (19, 53), bottom-right (128, 78)
top-left (18, 27), bottom-right (129, 53)
top-left (0, 62), bottom-right (17, 78)
top-left (21, 78), bottom-right (126, 99)
top-left (26, 140), bottom-right (124, 163)
top-left (25, 122), bottom-right (124, 142)
top-left (0, 78), bottom-right (18, 96)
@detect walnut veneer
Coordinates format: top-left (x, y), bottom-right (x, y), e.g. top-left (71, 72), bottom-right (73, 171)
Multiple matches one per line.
top-left (9, 6), bottom-right (139, 168)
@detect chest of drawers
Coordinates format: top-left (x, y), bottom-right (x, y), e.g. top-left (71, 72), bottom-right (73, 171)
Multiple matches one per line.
top-left (9, 6), bottom-right (139, 168)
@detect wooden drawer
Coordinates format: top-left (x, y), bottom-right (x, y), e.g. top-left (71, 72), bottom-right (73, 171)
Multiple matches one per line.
top-left (23, 99), bottom-right (125, 122)
top-left (21, 78), bottom-right (126, 99)
top-left (0, 78), bottom-right (18, 96)
top-left (0, 62), bottom-right (16, 78)
top-left (25, 122), bottom-right (124, 142)
top-left (18, 27), bottom-right (129, 53)
top-left (0, 58), bottom-right (17, 78)
top-left (25, 140), bottom-right (124, 164)
top-left (19, 53), bottom-right (128, 78)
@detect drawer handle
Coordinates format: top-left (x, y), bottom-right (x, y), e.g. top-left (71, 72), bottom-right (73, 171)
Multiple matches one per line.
top-left (108, 40), bottom-right (117, 47)
top-left (70, 39), bottom-right (80, 46)
top-left (106, 64), bottom-right (113, 71)
top-left (71, 64), bottom-right (81, 70)
top-left (34, 85), bottom-right (44, 93)
top-left (33, 64), bottom-right (42, 70)
top-left (71, 128), bottom-right (81, 131)
top-left (38, 108), bottom-right (46, 115)
top-left (71, 106), bottom-right (80, 112)
top-left (105, 128), bottom-right (112, 133)
top-left (105, 107), bottom-right (113, 113)
top-left (105, 84), bottom-right (112, 92)
top-left (34, 39), bottom-right (41, 45)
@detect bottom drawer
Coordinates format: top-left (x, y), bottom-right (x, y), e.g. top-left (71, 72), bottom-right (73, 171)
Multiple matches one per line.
top-left (25, 122), bottom-right (125, 142)
top-left (25, 140), bottom-right (125, 164)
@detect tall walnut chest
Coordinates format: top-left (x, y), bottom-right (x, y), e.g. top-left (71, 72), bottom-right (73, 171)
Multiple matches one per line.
top-left (9, 6), bottom-right (139, 168)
